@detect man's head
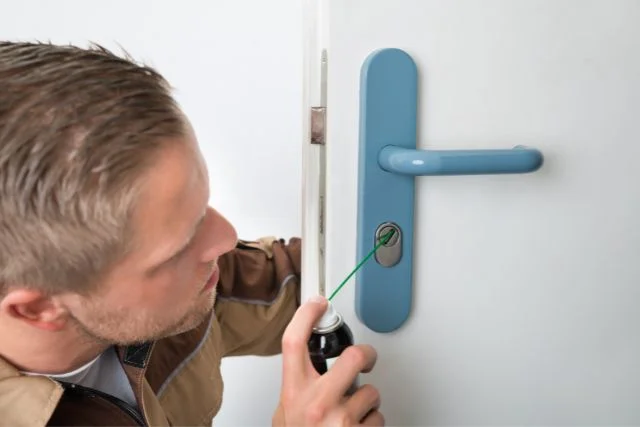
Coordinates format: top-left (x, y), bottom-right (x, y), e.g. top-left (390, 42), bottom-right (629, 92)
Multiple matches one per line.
top-left (0, 42), bottom-right (237, 347)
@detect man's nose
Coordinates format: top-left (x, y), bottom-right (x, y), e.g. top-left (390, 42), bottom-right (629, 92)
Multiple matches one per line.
top-left (200, 208), bottom-right (238, 263)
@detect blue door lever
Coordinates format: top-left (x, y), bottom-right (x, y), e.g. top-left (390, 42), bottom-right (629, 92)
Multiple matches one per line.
top-left (378, 145), bottom-right (543, 176)
top-left (355, 48), bottom-right (545, 333)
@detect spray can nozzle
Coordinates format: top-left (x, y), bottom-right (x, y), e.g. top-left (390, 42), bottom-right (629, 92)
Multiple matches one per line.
top-left (314, 300), bottom-right (341, 333)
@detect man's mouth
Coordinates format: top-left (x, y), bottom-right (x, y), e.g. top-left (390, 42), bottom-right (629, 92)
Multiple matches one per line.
top-left (201, 265), bottom-right (219, 293)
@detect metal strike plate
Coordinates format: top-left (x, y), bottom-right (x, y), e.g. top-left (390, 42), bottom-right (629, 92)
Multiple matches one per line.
top-left (310, 107), bottom-right (326, 145)
top-left (374, 222), bottom-right (402, 267)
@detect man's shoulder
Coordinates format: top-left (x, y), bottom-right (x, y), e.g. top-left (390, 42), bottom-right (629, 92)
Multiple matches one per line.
top-left (0, 357), bottom-right (64, 426)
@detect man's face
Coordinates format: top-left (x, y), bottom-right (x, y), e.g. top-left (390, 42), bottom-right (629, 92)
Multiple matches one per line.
top-left (59, 127), bottom-right (238, 345)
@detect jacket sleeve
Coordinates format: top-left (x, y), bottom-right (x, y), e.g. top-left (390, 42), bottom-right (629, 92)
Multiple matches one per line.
top-left (214, 236), bottom-right (301, 357)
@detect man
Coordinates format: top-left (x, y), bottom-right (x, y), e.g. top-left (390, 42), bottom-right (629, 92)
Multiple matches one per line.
top-left (0, 42), bottom-right (383, 426)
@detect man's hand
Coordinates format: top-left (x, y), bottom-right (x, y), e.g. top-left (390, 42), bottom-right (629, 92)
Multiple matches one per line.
top-left (272, 296), bottom-right (385, 426)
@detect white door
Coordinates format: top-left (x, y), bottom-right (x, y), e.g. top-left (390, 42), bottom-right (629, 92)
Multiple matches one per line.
top-left (303, 1), bottom-right (640, 425)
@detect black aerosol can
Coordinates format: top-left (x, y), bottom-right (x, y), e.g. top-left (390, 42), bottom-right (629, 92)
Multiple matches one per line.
top-left (308, 301), bottom-right (358, 395)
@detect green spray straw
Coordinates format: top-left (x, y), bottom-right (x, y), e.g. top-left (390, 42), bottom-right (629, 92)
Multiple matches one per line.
top-left (328, 229), bottom-right (396, 301)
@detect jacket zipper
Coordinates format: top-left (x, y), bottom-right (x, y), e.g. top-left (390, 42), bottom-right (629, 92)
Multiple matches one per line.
top-left (57, 381), bottom-right (146, 426)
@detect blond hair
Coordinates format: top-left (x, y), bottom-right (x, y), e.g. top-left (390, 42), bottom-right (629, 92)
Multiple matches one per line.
top-left (0, 41), bottom-right (186, 294)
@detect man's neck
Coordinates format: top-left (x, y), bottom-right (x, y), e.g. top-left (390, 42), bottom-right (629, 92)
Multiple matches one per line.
top-left (0, 318), bottom-right (109, 375)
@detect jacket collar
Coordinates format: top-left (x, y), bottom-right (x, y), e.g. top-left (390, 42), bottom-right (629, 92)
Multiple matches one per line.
top-left (0, 355), bottom-right (64, 426)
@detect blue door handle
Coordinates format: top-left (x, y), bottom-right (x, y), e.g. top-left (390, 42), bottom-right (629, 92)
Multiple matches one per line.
top-left (355, 48), bottom-right (545, 334)
top-left (378, 145), bottom-right (543, 176)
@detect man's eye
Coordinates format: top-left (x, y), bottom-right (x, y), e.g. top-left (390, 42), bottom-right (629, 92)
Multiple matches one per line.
top-left (169, 239), bottom-right (196, 265)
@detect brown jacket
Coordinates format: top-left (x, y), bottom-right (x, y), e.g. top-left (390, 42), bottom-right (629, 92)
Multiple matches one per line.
top-left (0, 237), bottom-right (301, 426)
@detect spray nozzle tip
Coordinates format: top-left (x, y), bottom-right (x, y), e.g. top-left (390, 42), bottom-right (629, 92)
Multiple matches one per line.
top-left (315, 300), bottom-right (340, 331)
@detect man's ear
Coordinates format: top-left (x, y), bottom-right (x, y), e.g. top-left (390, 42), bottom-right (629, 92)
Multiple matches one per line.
top-left (0, 289), bottom-right (68, 331)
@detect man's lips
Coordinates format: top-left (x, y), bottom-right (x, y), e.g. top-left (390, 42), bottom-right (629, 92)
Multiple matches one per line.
top-left (202, 266), bottom-right (219, 292)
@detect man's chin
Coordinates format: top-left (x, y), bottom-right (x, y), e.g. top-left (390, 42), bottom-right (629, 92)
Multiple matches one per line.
top-left (160, 313), bottom-right (209, 338)
top-left (71, 292), bottom-right (216, 346)
top-left (153, 296), bottom-right (216, 339)
top-left (103, 312), bottom-right (212, 346)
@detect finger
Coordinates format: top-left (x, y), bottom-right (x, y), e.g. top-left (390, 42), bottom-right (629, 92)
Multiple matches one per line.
top-left (344, 384), bottom-right (380, 422)
top-left (281, 296), bottom-right (328, 387)
top-left (360, 409), bottom-right (385, 426)
top-left (321, 344), bottom-right (377, 396)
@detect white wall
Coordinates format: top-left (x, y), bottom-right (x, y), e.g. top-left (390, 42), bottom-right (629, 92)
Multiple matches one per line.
top-left (1, 1), bottom-right (303, 425)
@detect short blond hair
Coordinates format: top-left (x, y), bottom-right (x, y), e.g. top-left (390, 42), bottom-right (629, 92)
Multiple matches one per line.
top-left (0, 41), bottom-right (186, 294)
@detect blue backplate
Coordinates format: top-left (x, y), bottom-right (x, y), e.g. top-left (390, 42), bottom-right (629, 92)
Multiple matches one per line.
top-left (355, 48), bottom-right (543, 333)
top-left (355, 48), bottom-right (417, 333)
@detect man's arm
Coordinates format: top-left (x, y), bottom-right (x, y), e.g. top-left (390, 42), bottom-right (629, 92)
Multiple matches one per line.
top-left (215, 237), bottom-right (301, 357)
